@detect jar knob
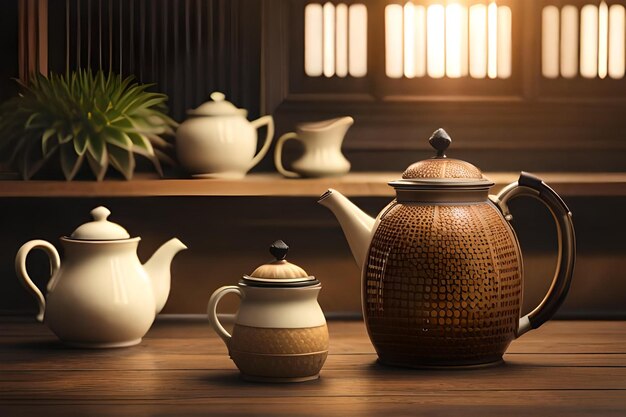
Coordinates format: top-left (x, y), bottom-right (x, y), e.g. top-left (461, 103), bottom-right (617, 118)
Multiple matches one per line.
top-left (269, 240), bottom-right (289, 261)
top-left (429, 128), bottom-right (452, 158)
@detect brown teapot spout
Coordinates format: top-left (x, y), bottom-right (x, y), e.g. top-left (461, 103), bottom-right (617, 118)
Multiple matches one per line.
top-left (318, 189), bottom-right (375, 270)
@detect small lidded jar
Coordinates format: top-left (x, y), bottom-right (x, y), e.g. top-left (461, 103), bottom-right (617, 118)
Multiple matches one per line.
top-left (207, 240), bottom-right (329, 382)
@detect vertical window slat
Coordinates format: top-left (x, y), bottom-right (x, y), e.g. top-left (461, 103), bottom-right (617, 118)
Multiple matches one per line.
top-left (385, 4), bottom-right (403, 79)
top-left (348, 4), bottom-right (367, 78)
top-left (542, 6), bottom-right (560, 79)
top-left (404, 3), bottom-right (416, 78)
top-left (560, 5), bottom-right (579, 79)
top-left (598, 1), bottom-right (609, 79)
top-left (335, 4), bottom-right (348, 78)
top-left (304, 4), bottom-right (323, 77)
top-left (487, 2), bottom-right (498, 79)
top-left (323, 2), bottom-right (335, 78)
top-left (580, 5), bottom-right (599, 78)
top-left (426, 4), bottom-right (445, 79)
top-left (446, 3), bottom-right (464, 79)
top-left (469, 4), bottom-right (487, 79)
top-left (608, 5), bottom-right (626, 79)
top-left (497, 6), bottom-right (512, 79)
top-left (414, 5), bottom-right (426, 78)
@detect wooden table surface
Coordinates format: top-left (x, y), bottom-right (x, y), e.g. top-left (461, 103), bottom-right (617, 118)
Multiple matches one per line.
top-left (1, 318), bottom-right (625, 416)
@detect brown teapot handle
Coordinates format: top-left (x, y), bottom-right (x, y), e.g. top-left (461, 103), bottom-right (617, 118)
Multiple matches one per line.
top-left (493, 172), bottom-right (576, 337)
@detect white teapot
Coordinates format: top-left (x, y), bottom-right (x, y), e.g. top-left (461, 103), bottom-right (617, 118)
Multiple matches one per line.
top-left (15, 206), bottom-right (187, 348)
top-left (176, 92), bottom-right (274, 178)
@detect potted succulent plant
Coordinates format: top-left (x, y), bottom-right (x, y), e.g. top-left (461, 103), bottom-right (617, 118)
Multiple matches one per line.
top-left (0, 70), bottom-right (177, 180)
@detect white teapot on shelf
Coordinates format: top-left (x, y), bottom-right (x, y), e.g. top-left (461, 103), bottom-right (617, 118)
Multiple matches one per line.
top-left (15, 206), bottom-right (187, 348)
top-left (176, 92), bottom-right (274, 179)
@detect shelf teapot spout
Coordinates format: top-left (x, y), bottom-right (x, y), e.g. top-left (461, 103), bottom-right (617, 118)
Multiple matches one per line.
top-left (143, 238), bottom-right (188, 313)
top-left (318, 189), bottom-right (375, 270)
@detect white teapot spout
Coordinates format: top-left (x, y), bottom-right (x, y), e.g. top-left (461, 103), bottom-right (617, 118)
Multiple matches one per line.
top-left (143, 238), bottom-right (188, 314)
top-left (318, 189), bottom-right (375, 270)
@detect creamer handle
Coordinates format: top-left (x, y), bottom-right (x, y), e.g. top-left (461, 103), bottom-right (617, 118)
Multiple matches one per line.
top-left (274, 132), bottom-right (301, 178)
top-left (493, 172), bottom-right (576, 337)
top-left (207, 286), bottom-right (243, 346)
top-left (248, 115), bottom-right (274, 170)
top-left (15, 240), bottom-right (61, 322)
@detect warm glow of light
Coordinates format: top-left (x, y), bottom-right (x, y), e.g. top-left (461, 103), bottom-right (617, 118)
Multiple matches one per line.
top-left (323, 2), bottom-right (335, 78)
top-left (460, 6), bottom-right (469, 77)
top-left (487, 2), bottom-right (498, 79)
top-left (598, 1), bottom-right (609, 79)
top-left (414, 5), bottom-right (426, 77)
top-left (427, 4), bottom-right (445, 78)
top-left (385, 4), bottom-right (403, 78)
top-left (404, 3), bottom-right (416, 78)
top-left (348, 4), bottom-right (367, 77)
top-left (469, 4), bottom-right (487, 79)
top-left (446, 3), bottom-right (464, 78)
top-left (335, 4), bottom-right (348, 78)
top-left (497, 6), bottom-right (511, 79)
top-left (304, 4), bottom-right (323, 77)
top-left (608, 4), bottom-right (626, 79)
top-left (580, 4), bottom-right (599, 78)
top-left (560, 5), bottom-right (579, 78)
top-left (542, 6), bottom-right (560, 79)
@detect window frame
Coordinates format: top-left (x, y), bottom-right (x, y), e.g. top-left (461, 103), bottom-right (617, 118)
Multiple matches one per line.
top-left (261, 0), bottom-right (626, 161)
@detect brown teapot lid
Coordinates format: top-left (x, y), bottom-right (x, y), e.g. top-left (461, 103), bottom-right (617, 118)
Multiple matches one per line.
top-left (243, 241), bottom-right (318, 287)
top-left (390, 129), bottom-right (493, 189)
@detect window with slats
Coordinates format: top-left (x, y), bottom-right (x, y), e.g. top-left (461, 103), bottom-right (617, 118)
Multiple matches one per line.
top-left (384, 2), bottom-right (512, 79)
top-left (304, 3), bottom-right (367, 78)
top-left (542, 2), bottom-right (625, 79)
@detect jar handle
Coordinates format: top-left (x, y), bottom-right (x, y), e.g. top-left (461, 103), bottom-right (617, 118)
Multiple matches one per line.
top-left (207, 286), bottom-right (243, 347)
top-left (248, 115), bottom-right (275, 170)
top-left (493, 172), bottom-right (576, 337)
top-left (274, 132), bottom-right (301, 178)
top-left (15, 240), bottom-right (61, 322)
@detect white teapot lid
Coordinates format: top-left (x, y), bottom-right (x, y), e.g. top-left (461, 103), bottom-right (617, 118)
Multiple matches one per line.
top-left (187, 92), bottom-right (247, 117)
top-left (69, 206), bottom-right (131, 240)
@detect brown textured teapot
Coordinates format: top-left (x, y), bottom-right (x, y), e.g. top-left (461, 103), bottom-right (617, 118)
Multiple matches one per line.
top-left (319, 129), bottom-right (575, 368)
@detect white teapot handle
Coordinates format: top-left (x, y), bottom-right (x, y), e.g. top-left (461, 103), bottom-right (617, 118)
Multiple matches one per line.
top-left (248, 115), bottom-right (275, 171)
top-left (15, 240), bottom-right (61, 322)
top-left (207, 285), bottom-right (243, 347)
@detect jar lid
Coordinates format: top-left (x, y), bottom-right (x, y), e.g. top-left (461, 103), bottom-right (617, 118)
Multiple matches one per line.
top-left (389, 128), bottom-right (494, 190)
top-left (187, 92), bottom-right (247, 117)
top-left (69, 206), bottom-right (131, 240)
top-left (242, 240), bottom-right (318, 287)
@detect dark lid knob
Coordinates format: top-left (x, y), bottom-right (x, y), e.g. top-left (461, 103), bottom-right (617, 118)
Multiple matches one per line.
top-left (269, 240), bottom-right (289, 261)
top-left (429, 128), bottom-right (452, 158)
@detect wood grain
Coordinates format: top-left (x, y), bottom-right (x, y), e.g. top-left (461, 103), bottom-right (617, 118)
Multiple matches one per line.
top-left (0, 319), bottom-right (624, 416)
top-left (0, 172), bottom-right (624, 197)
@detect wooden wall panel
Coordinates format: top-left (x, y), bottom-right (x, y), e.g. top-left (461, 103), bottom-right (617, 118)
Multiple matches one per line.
top-left (46, 0), bottom-right (262, 122)
top-left (1, 196), bottom-right (625, 318)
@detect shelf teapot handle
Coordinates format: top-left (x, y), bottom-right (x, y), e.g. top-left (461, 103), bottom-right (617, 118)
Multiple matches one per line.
top-left (493, 172), bottom-right (576, 338)
top-left (15, 240), bottom-right (61, 322)
top-left (248, 115), bottom-right (275, 171)
top-left (207, 285), bottom-right (243, 347)
top-left (274, 132), bottom-right (301, 178)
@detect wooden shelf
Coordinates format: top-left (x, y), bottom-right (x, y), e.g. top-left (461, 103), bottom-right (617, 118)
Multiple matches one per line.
top-left (0, 172), bottom-right (624, 198)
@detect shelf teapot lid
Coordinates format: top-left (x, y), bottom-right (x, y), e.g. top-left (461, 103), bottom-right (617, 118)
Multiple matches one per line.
top-left (69, 206), bottom-right (131, 240)
top-left (242, 240), bottom-right (319, 287)
top-left (187, 92), bottom-right (247, 117)
top-left (390, 128), bottom-right (494, 190)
